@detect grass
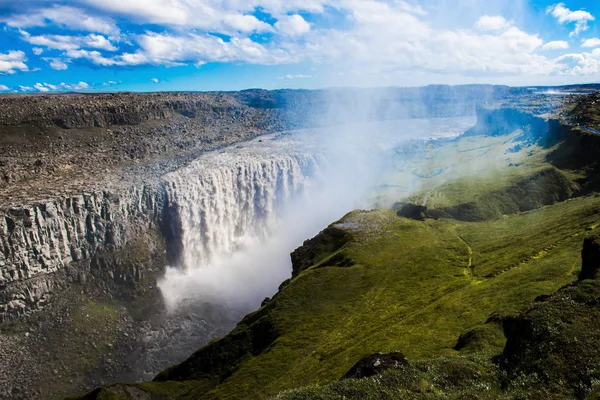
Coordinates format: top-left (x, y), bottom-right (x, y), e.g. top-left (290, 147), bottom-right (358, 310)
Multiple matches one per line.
top-left (152, 191), bottom-right (593, 400)
top-left (70, 123), bottom-right (600, 400)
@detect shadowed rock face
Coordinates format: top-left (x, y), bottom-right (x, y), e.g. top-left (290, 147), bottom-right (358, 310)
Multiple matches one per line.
top-left (395, 203), bottom-right (427, 221)
top-left (0, 185), bottom-right (164, 321)
top-left (580, 233), bottom-right (600, 280)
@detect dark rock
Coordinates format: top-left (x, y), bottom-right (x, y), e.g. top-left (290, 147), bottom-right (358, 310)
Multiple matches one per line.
top-left (290, 226), bottom-right (349, 277)
top-left (341, 352), bottom-right (408, 380)
top-left (395, 203), bottom-right (427, 221)
top-left (580, 233), bottom-right (600, 280)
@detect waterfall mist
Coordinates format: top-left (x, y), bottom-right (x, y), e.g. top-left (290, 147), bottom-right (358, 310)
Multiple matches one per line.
top-left (157, 90), bottom-right (400, 314)
top-left (156, 88), bottom-right (477, 319)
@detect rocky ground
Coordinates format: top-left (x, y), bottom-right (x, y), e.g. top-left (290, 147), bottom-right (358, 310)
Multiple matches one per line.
top-left (0, 277), bottom-right (247, 399)
top-left (0, 92), bottom-right (288, 206)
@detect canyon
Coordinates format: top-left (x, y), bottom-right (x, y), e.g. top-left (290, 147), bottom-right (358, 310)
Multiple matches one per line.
top-left (0, 85), bottom-right (596, 399)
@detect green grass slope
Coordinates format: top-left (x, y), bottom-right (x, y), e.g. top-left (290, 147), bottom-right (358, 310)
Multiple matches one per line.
top-left (70, 101), bottom-right (600, 400)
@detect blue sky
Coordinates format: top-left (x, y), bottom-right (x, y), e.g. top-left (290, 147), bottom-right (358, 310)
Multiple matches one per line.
top-left (0, 0), bottom-right (599, 92)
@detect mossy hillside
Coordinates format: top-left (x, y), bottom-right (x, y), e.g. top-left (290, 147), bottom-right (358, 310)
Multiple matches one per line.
top-left (69, 110), bottom-right (600, 399)
top-left (138, 188), bottom-right (600, 400)
top-left (278, 240), bottom-right (600, 400)
top-left (372, 129), bottom-right (552, 210)
top-left (275, 354), bottom-right (505, 400)
top-left (503, 285), bottom-right (600, 398)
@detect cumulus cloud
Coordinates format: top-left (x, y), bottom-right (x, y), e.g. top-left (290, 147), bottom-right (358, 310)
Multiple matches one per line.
top-left (548, 3), bottom-right (595, 37)
top-left (541, 40), bottom-right (570, 50)
top-left (151, 78), bottom-right (159, 83)
top-left (132, 32), bottom-right (292, 66)
top-left (32, 47), bottom-right (44, 55)
top-left (582, 38), bottom-right (600, 48)
top-left (0, 84), bottom-right (9, 91)
top-left (62, 81), bottom-right (90, 90)
top-left (102, 80), bottom-right (119, 86)
top-left (78, 0), bottom-right (328, 24)
top-left (44, 58), bottom-right (69, 70)
top-left (21, 32), bottom-right (118, 51)
top-left (555, 49), bottom-right (600, 75)
top-left (2, 5), bottom-right (118, 35)
top-left (0, 50), bottom-right (28, 74)
top-left (275, 15), bottom-right (311, 36)
top-left (76, 0), bottom-right (273, 33)
top-left (474, 15), bottom-right (512, 32)
top-left (34, 82), bottom-right (52, 92)
top-left (18, 81), bottom-right (91, 93)
top-left (3, 0), bottom-right (600, 82)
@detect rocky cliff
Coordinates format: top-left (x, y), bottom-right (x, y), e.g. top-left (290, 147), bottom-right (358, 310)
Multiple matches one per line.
top-left (0, 92), bottom-right (281, 322)
top-left (0, 184), bottom-right (163, 321)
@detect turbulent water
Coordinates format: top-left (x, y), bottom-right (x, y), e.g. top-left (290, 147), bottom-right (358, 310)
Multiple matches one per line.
top-left (164, 151), bottom-right (320, 271)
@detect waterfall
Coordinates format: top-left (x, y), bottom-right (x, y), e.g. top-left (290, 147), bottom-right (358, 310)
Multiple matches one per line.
top-left (163, 140), bottom-right (321, 271)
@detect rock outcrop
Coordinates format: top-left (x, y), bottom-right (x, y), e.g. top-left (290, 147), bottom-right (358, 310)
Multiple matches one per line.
top-left (580, 233), bottom-right (600, 280)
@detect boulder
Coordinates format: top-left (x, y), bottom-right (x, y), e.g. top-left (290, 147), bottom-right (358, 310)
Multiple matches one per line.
top-left (341, 352), bottom-right (408, 380)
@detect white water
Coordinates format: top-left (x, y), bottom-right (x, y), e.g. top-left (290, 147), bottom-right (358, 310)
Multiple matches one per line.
top-left (158, 117), bottom-right (475, 312)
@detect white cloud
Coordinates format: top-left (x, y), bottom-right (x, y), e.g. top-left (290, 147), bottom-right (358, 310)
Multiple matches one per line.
top-left (541, 40), bottom-right (569, 50)
top-left (222, 14), bottom-right (273, 33)
top-left (103, 80), bottom-right (119, 86)
top-left (32, 47), bottom-right (44, 55)
top-left (582, 38), bottom-right (600, 48)
top-left (132, 32), bottom-right (291, 66)
top-left (281, 74), bottom-right (312, 79)
top-left (4, 0), bottom-right (600, 82)
top-left (548, 3), bottom-right (595, 37)
top-left (44, 58), bottom-right (69, 70)
top-left (151, 78), bottom-right (159, 83)
top-left (84, 34), bottom-right (118, 51)
top-left (60, 81), bottom-right (90, 90)
top-left (76, 0), bottom-right (273, 33)
top-left (555, 48), bottom-right (600, 75)
top-left (78, 0), bottom-right (328, 25)
top-left (284, 2), bottom-right (560, 79)
top-left (34, 83), bottom-right (51, 92)
top-left (2, 5), bottom-right (118, 34)
top-left (22, 31), bottom-right (118, 51)
top-left (0, 84), bottom-right (9, 91)
top-left (0, 50), bottom-right (28, 74)
top-left (17, 81), bottom-right (91, 93)
top-left (275, 15), bottom-right (311, 36)
top-left (474, 16), bottom-right (512, 32)
top-left (65, 49), bottom-right (122, 66)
